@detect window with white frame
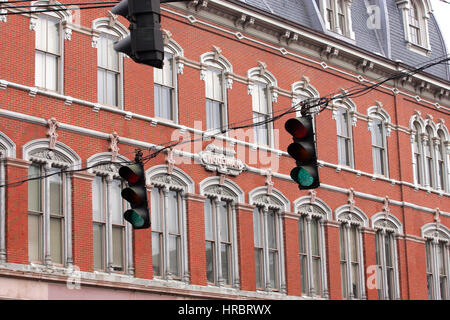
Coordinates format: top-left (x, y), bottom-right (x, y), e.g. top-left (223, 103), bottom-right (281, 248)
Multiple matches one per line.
top-left (92, 176), bottom-right (128, 272)
top-left (422, 223), bottom-right (450, 300)
top-left (154, 51), bottom-right (175, 120)
top-left (437, 129), bottom-right (448, 192)
top-left (35, 14), bottom-right (61, 91)
top-left (412, 122), bottom-right (424, 185)
top-left (397, 0), bottom-right (431, 53)
top-left (424, 126), bottom-right (436, 188)
top-left (339, 223), bottom-right (363, 299)
top-left (254, 207), bottom-right (280, 291)
top-left (371, 119), bottom-right (387, 175)
top-left (97, 33), bottom-right (120, 107)
top-left (205, 65), bottom-right (225, 132)
top-left (151, 187), bottom-right (182, 279)
top-left (409, 2), bottom-right (421, 45)
top-left (372, 213), bottom-right (401, 300)
top-left (320, 0), bottom-right (354, 38)
top-left (336, 106), bottom-right (353, 167)
top-left (205, 198), bottom-right (233, 286)
top-left (28, 164), bottom-right (65, 265)
top-left (252, 80), bottom-right (271, 146)
top-left (296, 200), bottom-right (330, 298)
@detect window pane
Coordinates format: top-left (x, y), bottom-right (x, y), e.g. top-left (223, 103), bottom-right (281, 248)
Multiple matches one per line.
top-left (385, 234), bottom-right (393, 267)
top-left (161, 86), bottom-right (173, 120)
top-left (206, 100), bottom-right (222, 131)
top-left (28, 165), bottom-right (41, 212)
top-left (49, 168), bottom-right (62, 215)
top-left (35, 51), bottom-right (45, 88)
top-left (110, 180), bottom-right (123, 225)
top-left (92, 176), bottom-right (104, 222)
top-left (204, 199), bottom-right (214, 240)
top-left (112, 226), bottom-right (124, 270)
top-left (154, 85), bottom-right (162, 117)
top-left (46, 17), bottom-right (60, 54)
top-left (269, 251), bottom-right (278, 289)
top-left (253, 208), bottom-right (262, 247)
top-left (300, 255), bottom-right (308, 294)
top-left (339, 226), bottom-right (346, 261)
top-left (98, 68), bottom-right (105, 103)
top-left (341, 262), bottom-right (348, 298)
top-left (152, 232), bottom-right (161, 276)
top-left (352, 263), bottom-right (359, 298)
top-left (350, 226), bottom-right (358, 262)
top-left (267, 210), bottom-right (277, 249)
top-left (313, 257), bottom-right (321, 295)
top-left (169, 235), bottom-right (180, 277)
top-left (106, 37), bottom-right (119, 71)
top-left (255, 248), bottom-right (263, 289)
top-left (106, 70), bottom-right (118, 106)
top-left (219, 201), bottom-right (229, 243)
top-left (387, 268), bottom-right (394, 300)
top-left (151, 188), bottom-right (161, 231)
top-left (298, 217), bottom-right (306, 254)
top-left (28, 214), bottom-right (41, 262)
top-left (45, 54), bottom-right (58, 91)
top-left (35, 17), bottom-right (45, 50)
top-left (167, 191), bottom-right (179, 234)
top-left (221, 243), bottom-right (231, 285)
top-left (93, 223), bottom-right (104, 270)
top-left (311, 219), bottom-right (320, 256)
top-left (50, 217), bottom-right (62, 264)
top-left (163, 53), bottom-right (173, 87)
top-left (206, 241), bottom-right (215, 283)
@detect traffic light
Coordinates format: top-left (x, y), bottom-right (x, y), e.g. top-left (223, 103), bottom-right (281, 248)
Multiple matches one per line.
top-left (112, 0), bottom-right (188, 69)
top-left (285, 115), bottom-right (320, 190)
top-left (119, 163), bottom-right (150, 229)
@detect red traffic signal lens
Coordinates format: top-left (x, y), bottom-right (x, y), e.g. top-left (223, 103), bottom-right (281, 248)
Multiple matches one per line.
top-left (287, 143), bottom-right (313, 162)
top-left (121, 187), bottom-right (145, 206)
top-left (285, 118), bottom-right (310, 139)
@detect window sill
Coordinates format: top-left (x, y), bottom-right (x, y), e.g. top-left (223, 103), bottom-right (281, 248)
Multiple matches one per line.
top-left (406, 41), bottom-right (431, 57)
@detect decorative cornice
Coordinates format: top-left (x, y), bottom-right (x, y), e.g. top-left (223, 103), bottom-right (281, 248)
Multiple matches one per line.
top-left (4, 157), bottom-right (31, 169)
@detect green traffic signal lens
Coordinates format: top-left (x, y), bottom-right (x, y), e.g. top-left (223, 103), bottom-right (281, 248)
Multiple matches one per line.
top-left (290, 167), bottom-right (314, 187)
top-left (124, 210), bottom-right (145, 228)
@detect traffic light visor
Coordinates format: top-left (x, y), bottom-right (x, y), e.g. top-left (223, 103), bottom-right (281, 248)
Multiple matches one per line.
top-left (119, 164), bottom-right (143, 184)
top-left (285, 118), bottom-right (311, 139)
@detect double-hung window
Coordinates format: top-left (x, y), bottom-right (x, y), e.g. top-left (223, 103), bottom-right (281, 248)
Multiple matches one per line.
top-left (92, 176), bottom-right (126, 272)
top-left (151, 187), bottom-right (182, 279)
top-left (409, 2), bottom-right (421, 46)
top-left (413, 123), bottom-right (423, 185)
top-left (205, 67), bottom-right (225, 132)
top-left (371, 119), bottom-right (387, 176)
top-left (97, 34), bottom-right (120, 107)
top-left (336, 106), bottom-right (353, 167)
top-left (253, 208), bottom-right (280, 291)
top-left (204, 199), bottom-right (233, 286)
top-left (339, 224), bottom-right (362, 299)
top-left (425, 127), bottom-right (435, 188)
top-left (375, 230), bottom-right (399, 300)
top-left (425, 238), bottom-right (449, 300)
top-left (35, 14), bottom-right (60, 91)
top-left (154, 52), bottom-right (175, 120)
top-left (28, 164), bottom-right (65, 265)
top-left (252, 82), bottom-right (271, 146)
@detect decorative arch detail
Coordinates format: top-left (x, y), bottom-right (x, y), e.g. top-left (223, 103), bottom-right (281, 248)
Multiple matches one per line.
top-left (199, 176), bottom-right (244, 203)
top-left (92, 15), bottom-right (129, 48)
top-left (247, 62), bottom-right (278, 102)
top-left (87, 152), bottom-right (131, 177)
top-left (0, 131), bottom-right (16, 158)
top-left (293, 194), bottom-right (332, 220)
top-left (367, 103), bottom-right (392, 136)
top-left (30, 0), bottom-right (73, 39)
top-left (421, 223), bottom-right (450, 241)
top-left (371, 212), bottom-right (403, 234)
top-left (23, 138), bottom-right (81, 169)
top-left (146, 165), bottom-right (195, 194)
top-left (334, 204), bottom-right (369, 227)
top-left (248, 186), bottom-right (289, 212)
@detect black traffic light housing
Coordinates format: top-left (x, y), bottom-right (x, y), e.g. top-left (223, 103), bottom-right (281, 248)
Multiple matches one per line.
top-left (112, 0), bottom-right (189, 69)
top-left (119, 162), bottom-right (150, 229)
top-left (285, 115), bottom-right (320, 190)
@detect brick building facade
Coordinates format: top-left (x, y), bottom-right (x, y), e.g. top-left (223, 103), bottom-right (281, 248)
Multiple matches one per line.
top-left (0, 0), bottom-right (449, 300)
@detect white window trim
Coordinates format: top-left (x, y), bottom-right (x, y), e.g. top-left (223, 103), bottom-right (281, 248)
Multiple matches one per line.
top-left (249, 186), bottom-right (288, 294)
top-left (335, 204), bottom-right (369, 300)
top-left (332, 96), bottom-right (357, 169)
top-left (23, 139), bottom-right (81, 268)
top-left (421, 223), bottom-right (450, 300)
top-left (146, 165), bottom-right (194, 283)
top-left (294, 195), bottom-right (331, 299)
top-left (199, 176), bottom-right (243, 289)
top-left (87, 152), bottom-right (134, 275)
top-left (0, 131), bottom-right (16, 264)
top-left (367, 105), bottom-right (391, 178)
top-left (396, 0), bottom-right (432, 56)
top-left (371, 212), bottom-right (403, 300)
top-left (319, 0), bottom-right (355, 40)
top-left (92, 18), bottom-right (129, 110)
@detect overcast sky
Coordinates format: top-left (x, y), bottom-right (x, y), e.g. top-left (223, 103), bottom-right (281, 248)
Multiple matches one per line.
top-left (431, 0), bottom-right (450, 53)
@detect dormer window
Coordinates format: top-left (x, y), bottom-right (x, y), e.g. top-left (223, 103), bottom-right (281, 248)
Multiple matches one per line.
top-left (396, 0), bottom-right (432, 55)
top-left (321, 0), bottom-right (355, 39)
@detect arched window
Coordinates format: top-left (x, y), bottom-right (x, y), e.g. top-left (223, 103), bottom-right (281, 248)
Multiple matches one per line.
top-left (92, 17), bottom-right (128, 109)
top-left (154, 31), bottom-right (184, 122)
top-left (371, 212), bottom-right (403, 300)
top-left (249, 187), bottom-right (288, 293)
top-left (335, 205), bottom-right (369, 300)
top-left (409, 2), bottom-right (421, 45)
top-left (412, 121), bottom-right (424, 185)
top-left (0, 131), bottom-right (16, 264)
top-left (421, 223), bottom-right (450, 300)
top-left (320, 0), bottom-right (354, 38)
top-left (248, 63), bottom-right (278, 147)
top-left (200, 48), bottom-right (233, 133)
top-left (294, 195), bottom-right (331, 298)
top-left (200, 176), bottom-right (243, 288)
top-left (437, 129), bottom-right (448, 191)
top-left (368, 105), bottom-right (391, 177)
top-left (87, 153), bottom-right (134, 274)
top-left (146, 165), bottom-right (194, 282)
top-left (333, 97), bottom-right (356, 168)
top-left (425, 126), bottom-right (436, 188)
top-left (24, 139), bottom-right (81, 267)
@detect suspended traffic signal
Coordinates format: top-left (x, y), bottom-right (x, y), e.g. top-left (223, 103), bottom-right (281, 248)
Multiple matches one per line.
top-left (285, 115), bottom-right (320, 190)
top-left (112, 0), bottom-right (189, 69)
top-left (119, 163), bottom-right (150, 229)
